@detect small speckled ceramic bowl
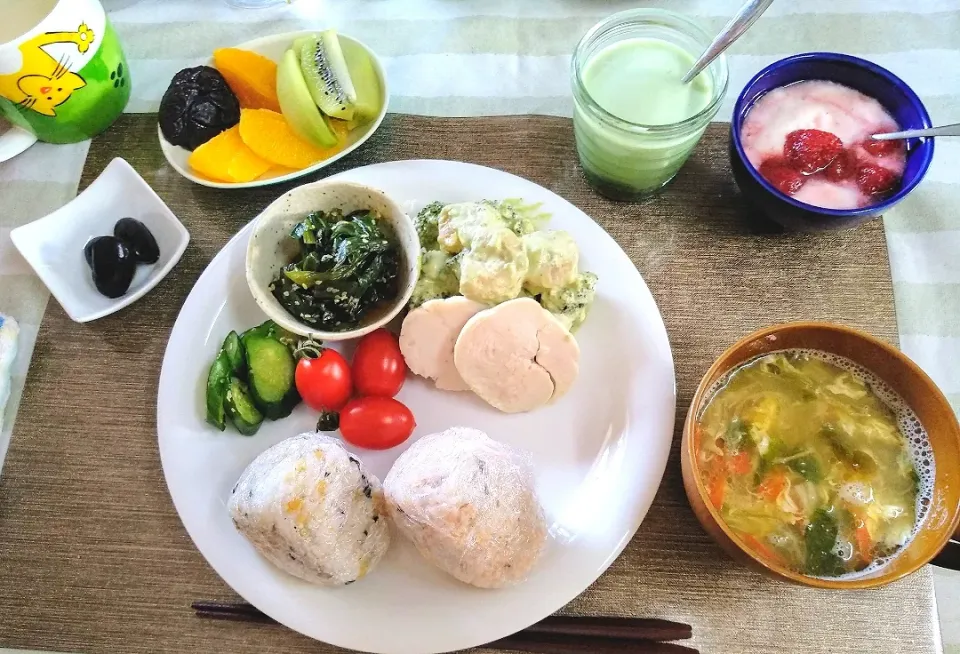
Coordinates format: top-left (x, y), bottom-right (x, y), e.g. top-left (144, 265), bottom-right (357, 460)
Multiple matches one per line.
top-left (729, 53), bottom-right (935, 231)
top-left (681, 322), bottom-right (960, 588)
top-left (245, 180), bottom-right (420, 341)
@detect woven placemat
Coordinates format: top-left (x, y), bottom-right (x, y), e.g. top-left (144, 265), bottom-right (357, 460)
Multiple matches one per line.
top-left (0, 115), bottom-right (937, 654)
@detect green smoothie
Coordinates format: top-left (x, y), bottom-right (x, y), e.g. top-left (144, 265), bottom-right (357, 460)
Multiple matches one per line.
top-left (573, 36), bottom-right (718, 199)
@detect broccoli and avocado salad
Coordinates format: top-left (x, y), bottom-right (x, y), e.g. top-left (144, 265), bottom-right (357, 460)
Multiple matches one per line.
top-left (533, 271), bottom-right (598, 332)
top-left (270, 208), bottom-right (401, 332)
top-left (205, 320), bottom-right (301, 435)
top-left (409, 200), bottom-right (598, 331)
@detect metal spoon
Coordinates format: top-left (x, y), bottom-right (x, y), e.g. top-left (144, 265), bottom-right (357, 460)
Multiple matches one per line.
top-left (871, 123), bottom-right (960, 140)
top-left (681, 0), bottom-right (775, 84)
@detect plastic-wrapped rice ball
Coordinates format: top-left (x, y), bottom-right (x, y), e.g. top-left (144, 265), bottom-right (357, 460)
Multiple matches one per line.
top-left (384, 427), bottom-right (547, 588)
top-left (228, 432), bottom-right (389, 586)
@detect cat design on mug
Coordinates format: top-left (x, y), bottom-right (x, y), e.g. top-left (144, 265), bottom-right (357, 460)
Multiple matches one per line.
top-left (0, 23), bottom-right (95, 117)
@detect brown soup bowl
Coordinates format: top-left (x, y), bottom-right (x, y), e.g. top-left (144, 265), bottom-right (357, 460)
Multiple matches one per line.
top-left (680, 322), bottom-right (960, 588)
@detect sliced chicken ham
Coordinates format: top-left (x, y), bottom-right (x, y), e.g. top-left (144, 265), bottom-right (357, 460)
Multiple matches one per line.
top-left (399, 297), bottom-right (487, 391)
top-left (454, 298), bottom-right (580, 413)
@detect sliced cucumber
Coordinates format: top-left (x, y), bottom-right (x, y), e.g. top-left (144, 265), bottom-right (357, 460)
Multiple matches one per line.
top-left (222, 331), bottom-right (245, 376)
top-left (205, 351), bottom-right (231, 431)
top-left (242, 331), bottom-right (299, 419)
top-left (299, 31), bottom-right (357, 120)
top-left (225, 377), bottom-right (264, 436)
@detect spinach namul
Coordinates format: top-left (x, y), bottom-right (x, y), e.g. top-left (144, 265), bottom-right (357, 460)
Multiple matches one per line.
top-left (270, 209), bottom-right (400, 331)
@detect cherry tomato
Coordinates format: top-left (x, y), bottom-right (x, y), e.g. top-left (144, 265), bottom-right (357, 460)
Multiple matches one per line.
top-left (339, 396), bottom-right (415, 450)
top-left (295, 348), bottom-right (352, 412)
top-left (352, 328), bottom-right (407, 397)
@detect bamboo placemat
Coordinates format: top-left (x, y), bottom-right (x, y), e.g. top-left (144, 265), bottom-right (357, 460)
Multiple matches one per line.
top-left (0, 115), bottom-right (938, 654)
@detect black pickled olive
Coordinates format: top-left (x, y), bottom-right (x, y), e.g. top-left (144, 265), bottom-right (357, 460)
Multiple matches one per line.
top-left (87, 236), bottom-right (135, 298)
top-left (114, 217), bottom-right (160, 264)
top-left (84, 236), bottom-right (112, 267)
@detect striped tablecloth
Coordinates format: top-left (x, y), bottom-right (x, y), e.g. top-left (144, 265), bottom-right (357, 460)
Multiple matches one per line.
top-left (0, 1), bottom-right (958, 652)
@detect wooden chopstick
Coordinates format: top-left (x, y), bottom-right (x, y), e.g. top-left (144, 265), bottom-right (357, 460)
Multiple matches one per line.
top-left (192, 601), bottom-right (697, 653)
top-left (524, 615), bottom-right (692, 641)
top-left (488, 633), bottom-right (698, 654)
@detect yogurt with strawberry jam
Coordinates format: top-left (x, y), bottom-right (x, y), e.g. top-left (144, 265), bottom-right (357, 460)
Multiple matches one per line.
top-left (741, 80), bottom-right (906, 210)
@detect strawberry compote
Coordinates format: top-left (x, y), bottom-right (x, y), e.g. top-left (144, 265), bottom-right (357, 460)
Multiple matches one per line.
top-left (741, 80), bottom-right (906, 210)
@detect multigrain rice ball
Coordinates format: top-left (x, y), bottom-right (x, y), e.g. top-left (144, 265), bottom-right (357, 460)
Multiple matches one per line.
top-left (228, 432), bottom-right (389, 586)
top-left (383, 427), bottom-right (547, 588)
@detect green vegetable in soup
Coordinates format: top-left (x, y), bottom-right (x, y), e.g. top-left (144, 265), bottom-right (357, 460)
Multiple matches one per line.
top-left (804, 508), bottom-right (846, 577)
top-left (695, 351), bottom-right (922, 578)
top-left (270, 209), bottom-right (400, 331)
top-left (725, 418), bottom-right (749, 452)
top-left (787, 454), bottom-right (823, 483)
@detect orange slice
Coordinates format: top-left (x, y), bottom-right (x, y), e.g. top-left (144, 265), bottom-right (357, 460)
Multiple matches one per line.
top-left (188, 125), bottom-right (272, 183)
top-left (227, 143), bottom-right (272, 182)
top-left (239, 108), bottom-right (345, 170)
top-left (214, 48), bottom-right (281, 112)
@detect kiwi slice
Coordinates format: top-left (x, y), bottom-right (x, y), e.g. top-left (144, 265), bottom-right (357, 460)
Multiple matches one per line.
top-left (341, 39), bottom-right (383, 129)
top-left (299, 31), bottom-right (357, 121)
top-left (277, 47), bottom-right (338, 148)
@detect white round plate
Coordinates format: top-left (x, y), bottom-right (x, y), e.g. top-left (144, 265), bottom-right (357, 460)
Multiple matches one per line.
top-left (157, 31), bottom-right (389, 189)
top-left (157, 160), bottom-right (676, 654)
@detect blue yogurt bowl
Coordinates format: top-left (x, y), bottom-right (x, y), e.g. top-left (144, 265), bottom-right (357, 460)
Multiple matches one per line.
top-left (729, 53), bottom-right (934, 231)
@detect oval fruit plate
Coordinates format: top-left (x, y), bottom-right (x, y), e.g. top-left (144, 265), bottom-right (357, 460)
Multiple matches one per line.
top-left (158, 31), bottom-right (389, 190)
top-left (157, 161), bottom-right (677, 653)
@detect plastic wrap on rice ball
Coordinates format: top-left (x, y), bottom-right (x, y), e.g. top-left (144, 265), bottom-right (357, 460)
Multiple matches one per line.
top-left (228, 432), bottom-right (389, 586)
top-left (383, 427), bottom-right (547, 588)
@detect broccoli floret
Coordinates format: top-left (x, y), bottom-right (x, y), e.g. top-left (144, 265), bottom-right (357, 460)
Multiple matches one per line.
top-left (536, 272), bottom-right (598, 332)
top-left (409, 250), bottom-right (460, 308)
top-left (415, 201), bottom-right (445, 250)
top-left (483, 198), bottom-right (550, 236)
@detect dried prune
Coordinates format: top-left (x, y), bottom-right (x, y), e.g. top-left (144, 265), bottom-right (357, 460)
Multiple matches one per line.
top-left (159, 66), bottom-right (240, 150)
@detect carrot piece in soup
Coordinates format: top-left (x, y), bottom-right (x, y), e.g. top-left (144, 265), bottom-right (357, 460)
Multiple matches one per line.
top-left (853, 512), bottom-right (874, 562)
top-left (729, 451), bottom-right (753, 475)
top-left (707, 473), bottom-right (727, 509)
top-left (757, 470), bottom-right (788, 501)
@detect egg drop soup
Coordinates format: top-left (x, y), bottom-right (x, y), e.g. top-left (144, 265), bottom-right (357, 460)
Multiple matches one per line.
top-left (695, 350), bottom-right (933, 578)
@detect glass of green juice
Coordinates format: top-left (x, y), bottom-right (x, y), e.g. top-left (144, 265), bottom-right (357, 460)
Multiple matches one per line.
top-left (572, 9), bottom-right (729, 201)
